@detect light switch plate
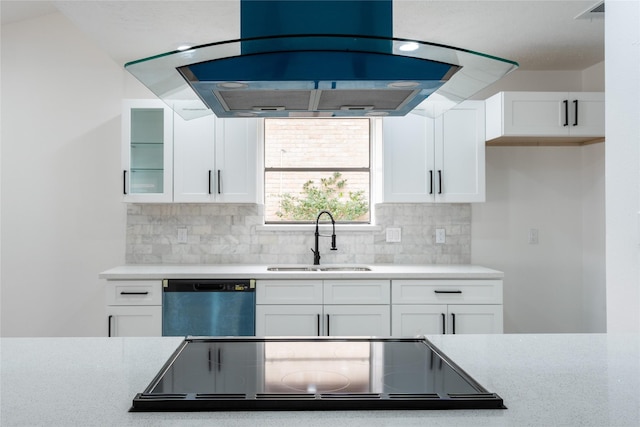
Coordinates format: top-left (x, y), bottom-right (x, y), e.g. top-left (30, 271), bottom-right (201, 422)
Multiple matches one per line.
top-left (435, 228), bottom-right (446, 244)
top-left (386, 228), bottom-right (402, 243)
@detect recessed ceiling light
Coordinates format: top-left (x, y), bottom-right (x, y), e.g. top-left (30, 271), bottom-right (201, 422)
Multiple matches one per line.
top-left (388, 81), bottom-right (420, 89)
top-left (399, 42), bottom-right (420, 52)
top-left (217, 82), bottom-right (249, 89)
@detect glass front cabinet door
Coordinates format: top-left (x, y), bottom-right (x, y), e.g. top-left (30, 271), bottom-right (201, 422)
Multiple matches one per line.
top-left (121, 99), bottom-right (173, 202)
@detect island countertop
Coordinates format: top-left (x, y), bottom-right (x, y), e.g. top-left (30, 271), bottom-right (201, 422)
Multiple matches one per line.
top-left (1, 334), bottom-right (638, 426)
top-left (99, 264), bottom-right (504, 280)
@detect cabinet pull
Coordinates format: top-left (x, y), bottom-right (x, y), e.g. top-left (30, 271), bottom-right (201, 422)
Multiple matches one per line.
top-left (451, 313), bottom-right (456, 334)
top-left (438, 170), bottom-right (443, 194)
top-left (217, 170), bottom-right (222, 194)
top-left (317, 314), bottom-right (321, 336)
top-left (123, 170), bottom-right (127, 195)
top-left (208, 170), bottom-right (212, 195)
top-left (120, 291), bottom-right (149, 295)
top-left (573, 100), bottom-right (578, 126)
top-left (326, 314), bottom-right (330, 336)
top-left (429, 170), bottom-right (434, 194)
top-left (434, 290), bottom-right (462, 294)
top-left (563, 100), bottom-right (569, 126)
top-left (108, 315), bottom-right (113, 337)
top-left (441, 313), bottom-right (446, 334)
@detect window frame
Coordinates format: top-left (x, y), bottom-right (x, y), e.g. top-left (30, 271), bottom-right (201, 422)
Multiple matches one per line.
top-left (263, 117), bottom-right (374, 225)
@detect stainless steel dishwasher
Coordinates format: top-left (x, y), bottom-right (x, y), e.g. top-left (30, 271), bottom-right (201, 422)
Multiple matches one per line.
top-left (162, 279), bottom-right (255, 336)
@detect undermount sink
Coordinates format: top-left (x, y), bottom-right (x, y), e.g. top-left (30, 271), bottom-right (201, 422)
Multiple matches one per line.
top-left (267, 265), bottom-right (371, 272)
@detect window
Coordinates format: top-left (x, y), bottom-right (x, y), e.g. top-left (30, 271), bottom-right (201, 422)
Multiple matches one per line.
top-left (264, 118), bottom-right (371, 223)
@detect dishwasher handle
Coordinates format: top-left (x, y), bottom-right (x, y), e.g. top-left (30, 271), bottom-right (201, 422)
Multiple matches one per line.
top-left (163, 279), bottom-right (255, 292)
top-left (193, 283), bottom-right (225, 291)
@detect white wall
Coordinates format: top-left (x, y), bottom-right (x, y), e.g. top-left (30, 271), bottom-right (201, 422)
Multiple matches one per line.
top-left (471, 68), bottom-right (606, 333)
top-left (605, 0), bottom-right (640, 332)
top-left (0, 13), bottom-right (126, 336)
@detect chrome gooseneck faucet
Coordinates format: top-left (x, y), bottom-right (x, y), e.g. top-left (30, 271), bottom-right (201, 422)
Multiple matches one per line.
top-left (311, 210), bottom-right (337, 265)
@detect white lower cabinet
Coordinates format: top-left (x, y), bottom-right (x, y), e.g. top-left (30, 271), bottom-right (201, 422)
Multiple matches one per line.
top-left (256, 279), bottom-right (391, 337)
top-left (391, 279), bottom-right (503, 336)
top-left (255, 305), bottom-right (323, 336)
top-left (391, 304), bottom-right (503, 336)
top-left (106, 306), bottom-right (162, 337)
top-left (106, 280), bottom-right (162, 337)
top-left (324, 305), bottom-right (390, 336)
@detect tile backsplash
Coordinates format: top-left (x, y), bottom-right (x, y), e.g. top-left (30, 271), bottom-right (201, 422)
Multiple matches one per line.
top-left (126, 203), bottom-right (471, 264)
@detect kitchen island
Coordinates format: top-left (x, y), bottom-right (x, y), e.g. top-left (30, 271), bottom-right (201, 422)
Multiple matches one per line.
top-left (1, 334), bottom-right (638, 426)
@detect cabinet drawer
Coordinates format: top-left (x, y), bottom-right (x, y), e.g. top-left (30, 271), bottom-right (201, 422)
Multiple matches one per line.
top-left (392, 280), bottom-right (502, 304)
top-left (256, 280), bottom-right (323, 305)
top-left (324, 280), bottom-right (390, 305)
top-left (106, 280), bottom-right (162, 306)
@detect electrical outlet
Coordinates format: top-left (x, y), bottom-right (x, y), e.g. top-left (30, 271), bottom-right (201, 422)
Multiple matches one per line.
top-left (386, 228), bottom-right (402, 243)
top-left (177, 227), bottom-right (188, 244)
top-left (528, 228), bottom-right (539, 245)
top-left (435, 228), bottom-right (446, 244)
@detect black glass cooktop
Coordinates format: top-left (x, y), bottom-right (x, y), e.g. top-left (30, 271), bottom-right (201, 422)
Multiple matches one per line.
top-left (131, 337), bottom-right (505, 411)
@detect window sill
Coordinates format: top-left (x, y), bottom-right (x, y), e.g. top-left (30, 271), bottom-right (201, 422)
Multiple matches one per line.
top-left (256, 224), bottom-right (383, 233)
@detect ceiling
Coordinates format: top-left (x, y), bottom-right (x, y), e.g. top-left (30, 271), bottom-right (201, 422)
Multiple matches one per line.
top-left (1, 1), bottom-right (604, 71)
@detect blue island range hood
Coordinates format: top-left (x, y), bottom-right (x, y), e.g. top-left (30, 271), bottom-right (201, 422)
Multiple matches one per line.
top-left (125, 0), bottom-right (517, 119)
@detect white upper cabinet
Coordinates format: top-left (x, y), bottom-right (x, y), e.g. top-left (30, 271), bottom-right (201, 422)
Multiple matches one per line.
top-left (434, 102), bottom-right (486, 203)
top-left (173, 115), bottom-right (259, 203)
top-left (123, 99), bottom-right (259, 203)
top-left (214, 118), bottom-right (259, 203)
top-left (121, 99), bottom-right (174, 203)
top-left (173, 113), bottom-right (216, 202)
top-left (383, 111), bottom-right (435, 202)
top-left (485, 92), bottom-right (605, 144)
top-left (383, 101), bottom-right (485, 203)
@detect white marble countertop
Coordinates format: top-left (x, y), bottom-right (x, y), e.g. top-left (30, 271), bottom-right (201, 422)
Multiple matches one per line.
top-left (1, 334), bottom-right (638, 426)
top-left (99, 264), bottom-right (504, 280)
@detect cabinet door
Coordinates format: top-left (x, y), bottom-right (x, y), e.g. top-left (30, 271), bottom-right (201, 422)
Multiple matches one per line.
top-left (501, 92), bottom-right (569, 136)
top-left (173, 114), bottom-right (216, 202)
top-left (447, 305), bottom-right (503, 334)
top-left (255, 305), bottom-right (322, 336)
top-left (392, 305), bottom-right (447, 336)
top-left (569, 92), bottom-right (605, 136)
top-left (382, 112), bottom-right (435, 202)
top-left (435, 101), bottom-right (485, 203)
top-left (122, 99), bottom-right (173, 202)
top-left (323, 280), bottom-right (390, 305)
top-left (106, 306), bottom-right (162, 337)
top-left (214, 118), bottom-right (259, 203)
top-left (324, 305), bottom-right (390, 336)
top-left (256, 280), bottom-right (323, 305)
